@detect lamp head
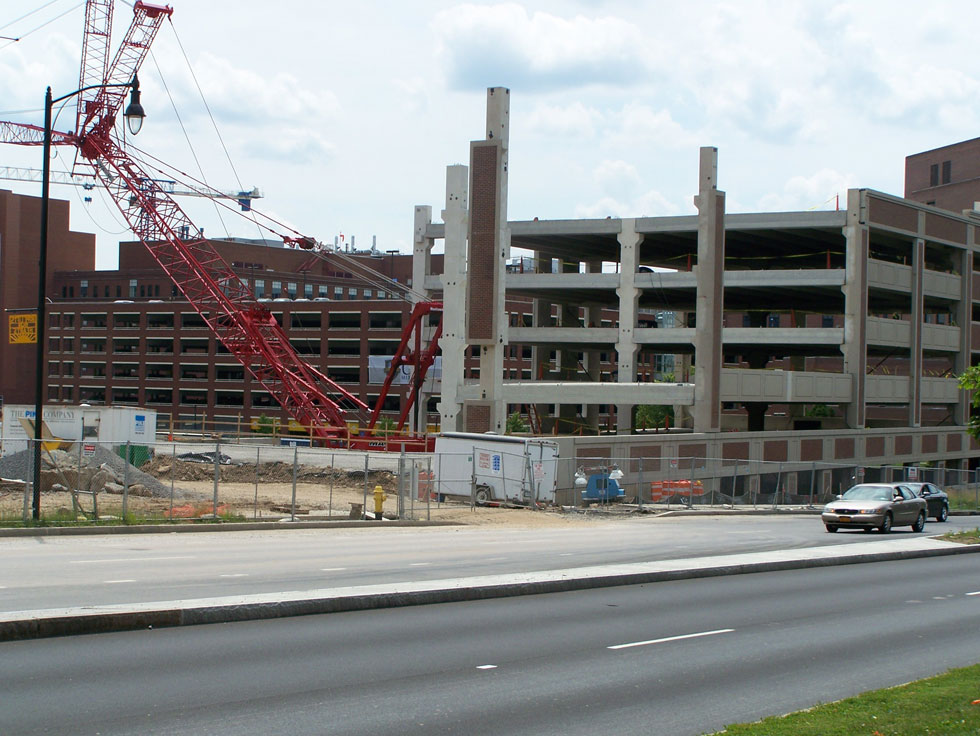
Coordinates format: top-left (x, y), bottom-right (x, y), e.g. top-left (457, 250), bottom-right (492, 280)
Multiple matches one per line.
top-left (124, 76), bottom-right (145, 135)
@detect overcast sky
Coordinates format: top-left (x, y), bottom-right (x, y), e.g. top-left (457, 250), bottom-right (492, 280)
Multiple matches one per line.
top-left (1, 1), bottom-right (977, 269)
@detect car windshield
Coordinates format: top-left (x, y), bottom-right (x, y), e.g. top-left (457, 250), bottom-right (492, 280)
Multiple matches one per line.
top-left (842, 485), bottom-right (893, 501)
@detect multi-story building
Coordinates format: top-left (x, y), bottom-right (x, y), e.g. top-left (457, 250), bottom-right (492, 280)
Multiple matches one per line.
top-left (905, 137), bottom-right (980, 214)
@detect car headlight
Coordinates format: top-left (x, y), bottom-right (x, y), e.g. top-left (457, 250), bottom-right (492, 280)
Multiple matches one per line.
top-left (823, 506), bottom-right (834, 513)
top-left (858, 508), bottom-right (880, 515)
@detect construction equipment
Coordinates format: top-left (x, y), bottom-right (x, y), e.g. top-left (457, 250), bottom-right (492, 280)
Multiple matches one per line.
top-left (0, 166), bottom-right (262, 211)
top-left (0, 0), bottom-right (441, 451)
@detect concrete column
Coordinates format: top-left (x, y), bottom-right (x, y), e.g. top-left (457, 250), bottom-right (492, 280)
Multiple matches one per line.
top-left (693, 147), bottom-right (725, 434)
top-left (437, 166), bottom-right (468, 431)
top-left (464, 87), bottom-right (509, 433)
top-left (616, 218), bottom-right (642, 434)
top-left (842, 189), bottom-right (868, 429)
top-left (909, 236), bottom-right (924, 427)
top-left (954, 245), bottom-right (973, 425)
top-left (411, 205), bottom-right (434, 434)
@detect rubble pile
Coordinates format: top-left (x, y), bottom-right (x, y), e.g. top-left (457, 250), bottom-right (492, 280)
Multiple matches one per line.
top-left (0, 444), bottom-right (179, 497)
top-left (140, 455), bottom-right (397, 489)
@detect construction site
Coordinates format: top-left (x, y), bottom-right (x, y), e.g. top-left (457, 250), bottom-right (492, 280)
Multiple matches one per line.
top-left (2, 1), bottom-right (980, 520)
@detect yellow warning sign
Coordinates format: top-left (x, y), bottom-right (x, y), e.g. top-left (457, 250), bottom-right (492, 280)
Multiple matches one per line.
top-left (8, 313), bottom-right (37, 344)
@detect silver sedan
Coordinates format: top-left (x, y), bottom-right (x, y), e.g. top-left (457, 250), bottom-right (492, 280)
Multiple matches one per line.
top-left (822, 483), bottom-right (927, 533)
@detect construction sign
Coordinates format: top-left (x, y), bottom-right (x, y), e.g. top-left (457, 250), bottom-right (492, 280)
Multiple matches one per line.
top-left (8, 313), bottom-right (37, 344)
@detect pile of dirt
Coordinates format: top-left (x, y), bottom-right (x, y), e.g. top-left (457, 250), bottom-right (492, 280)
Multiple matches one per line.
top-left (139, 456), bottom-right (398, 489)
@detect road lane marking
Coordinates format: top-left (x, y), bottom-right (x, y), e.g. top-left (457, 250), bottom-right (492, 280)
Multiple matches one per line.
top-left (71, 556), bottom-right (195, 564)
top-left (321, 568), bottom-right (347, 572)
top-left (219, 574), bottom-right (248, 578)
top-left (476, 665), bottom-right (497, 670)
top-left (608, 628), bottom-right (734, 650)
top-left (103, 579), bottom-right (136, 584)
top-left (410, 562), bottom-right (432, 567)
top-left (967, 591), bottom-right (980, 597)
top-left (559, 553), bottom-right (574, 557)
top-left (486, 557), bottom-right (508, 562)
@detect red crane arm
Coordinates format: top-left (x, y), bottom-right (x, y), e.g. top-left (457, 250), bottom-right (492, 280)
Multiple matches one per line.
top-left (79, 2), bottom-right (172, 143)
top-left (84, 133), bottom-right (368, 438)
top-left (0, 122), bottom-right (75, 147)
top-left (75, 0), bottom-right (113, 139)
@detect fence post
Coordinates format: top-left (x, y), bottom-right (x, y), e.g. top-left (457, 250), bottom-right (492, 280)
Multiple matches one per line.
top-left (212, 440), bottom-right (220, 518)
top-left (731, 459), bottom-right (738, 508)
top-left (362, 453), bottom-right (369, 520)
top-left (291, 445), bottom-right (298, 522)
top-left (23, 442), bottom-right (32, 522)
top-left (773, 462), bottom-right (782, 510)
top-left (123, 440), bottom-right (130, 521)
top-left (426, 455), bottom-right (432, 521)
top-left (328, 453), bottom-right (335, 517)
top-left (398, 449), bottom-right (406, 520)
top-left (638, 457), bottom-right (644, 510)
top-left (689, 458), bottom-right (695, 508)
top-left (170, 442), bottom-right (176, 521)
top-left (470, 452), bottom-right (476, 510)
top-left (253, 446), bottom-right (260, 521)
top-left (809, 461), bottom-right (816, 508)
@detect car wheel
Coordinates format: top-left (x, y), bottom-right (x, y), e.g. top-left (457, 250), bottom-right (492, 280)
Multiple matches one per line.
top-left (937, 504), bottom-right (948, 523)
top-left (474, 486), bottom-right (492, 506)
top-left (879, 512), bottom-right (892, 534)
top-left (912, 511), bottom-right (925, 533)
top-left (825, 524), bottom-right (838, 533)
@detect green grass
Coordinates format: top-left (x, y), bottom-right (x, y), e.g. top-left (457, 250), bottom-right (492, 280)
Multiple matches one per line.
top-left (942, 527), bottom-right (980, 545)
top-left (710, 663), bottom-right (980, 735)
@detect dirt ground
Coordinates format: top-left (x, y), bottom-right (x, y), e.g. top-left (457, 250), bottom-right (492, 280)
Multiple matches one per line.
top-left (0, 475), bottom-right (603, 528)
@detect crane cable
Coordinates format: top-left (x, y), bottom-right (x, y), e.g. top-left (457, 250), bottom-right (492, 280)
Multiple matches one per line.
top-left (0, 0), bottom-right (83, 52)
top-left (166, 15), bottom-right (266, 243)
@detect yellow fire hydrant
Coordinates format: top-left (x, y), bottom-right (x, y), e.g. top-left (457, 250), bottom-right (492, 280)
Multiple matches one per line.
top-left (372, 484), bottom-right (387, 521)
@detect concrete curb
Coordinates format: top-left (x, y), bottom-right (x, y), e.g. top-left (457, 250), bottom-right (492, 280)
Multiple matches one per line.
top-left (0, 520), bottom-right (458, 537)
top-left (2, 542), bottom-right (978, 642)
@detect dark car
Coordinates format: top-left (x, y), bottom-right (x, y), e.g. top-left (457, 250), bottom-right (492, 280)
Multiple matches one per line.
top-left (904, 482), bottom-right (950, 522)
top-left (822, 483), bottom-right (927, 533)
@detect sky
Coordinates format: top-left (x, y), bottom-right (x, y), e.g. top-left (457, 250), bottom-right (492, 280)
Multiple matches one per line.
top-left (0, 1), bottom-right (978, 270)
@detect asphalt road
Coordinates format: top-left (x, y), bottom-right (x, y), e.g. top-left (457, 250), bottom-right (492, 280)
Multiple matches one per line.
top-left (3, 516), bottom-right (977, 611)
top-left (2, 554), bottom-right (979, 736)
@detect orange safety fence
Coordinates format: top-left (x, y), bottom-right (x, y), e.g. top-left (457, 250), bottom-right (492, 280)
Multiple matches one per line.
top-left (649, 479), bottom-right (705, 503)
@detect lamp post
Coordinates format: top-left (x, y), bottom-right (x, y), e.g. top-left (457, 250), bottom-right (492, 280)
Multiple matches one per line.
top-left (32, 77), bottom-right (146, 519)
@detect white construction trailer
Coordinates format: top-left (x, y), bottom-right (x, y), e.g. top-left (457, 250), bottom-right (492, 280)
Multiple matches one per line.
top-left (0, 405), bottom-right (157, 456)
top-left (433, 432), bottom-right (560, 505)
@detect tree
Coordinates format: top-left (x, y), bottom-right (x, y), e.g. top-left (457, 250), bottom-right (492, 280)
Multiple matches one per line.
top-left (636, 404), bottom-right (673, 430)
top-left (957, 366), bottom-right (980, 440)
top-left (506, 412), bottom-right (529, 434)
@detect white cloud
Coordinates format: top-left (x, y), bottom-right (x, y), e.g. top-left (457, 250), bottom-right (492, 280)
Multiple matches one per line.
top-left (755, 168), bottom-right (855, 212)
top-left (575, 188), bottom-right (680, 219)
top-left (432, 3), bottom-right (649, 91)
top-left (525, 101), bottom-right (602, 138)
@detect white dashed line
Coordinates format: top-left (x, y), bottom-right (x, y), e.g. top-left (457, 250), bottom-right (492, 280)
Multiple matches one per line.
top-left (409, 562), bottom-right (432, 567)
top-left (559, 553), bottom-right (574, 557)
top-left (967, 591), bottom-right (980, 597)
top-left (71, 556), bottom-right (195, 564)
top-left (321, 568), bottom-right (347, 572)
top-left (608, 628), bottom-right (734, 651)
top-left (219, 574), bottom-right (248, 578)
top-left (103, 579), bottom-right (136, 584)
top-left (476, 665), bottom-right (497, 670)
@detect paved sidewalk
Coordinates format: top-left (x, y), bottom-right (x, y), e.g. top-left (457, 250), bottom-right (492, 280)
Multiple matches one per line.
top-left (2, 535), bottom-right (977, 642)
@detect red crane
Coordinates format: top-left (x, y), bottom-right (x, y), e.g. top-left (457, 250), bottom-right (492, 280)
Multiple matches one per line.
top-left (1, 1), bottom-right (440, 451)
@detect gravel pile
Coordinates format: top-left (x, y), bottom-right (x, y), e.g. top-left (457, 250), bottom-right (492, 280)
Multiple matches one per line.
top-left (0, 444), bottom-right (178, 497)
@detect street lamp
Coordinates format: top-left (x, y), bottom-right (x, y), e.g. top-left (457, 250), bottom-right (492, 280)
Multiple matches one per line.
top-left (32, 77), bottom-right (146, 519)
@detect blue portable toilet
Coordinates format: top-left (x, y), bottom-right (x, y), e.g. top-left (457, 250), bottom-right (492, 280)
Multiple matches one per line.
top-left (581, 473), bottom-right (624, 504)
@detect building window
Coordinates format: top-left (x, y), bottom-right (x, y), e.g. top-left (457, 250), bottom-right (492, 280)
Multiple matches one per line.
top-left (318, 285), bottom-right (328, 297)
top-left (154, 285), bottom-right (160, 297)
top-left (287, 282), bottom-right (297, 298)
top-left (63, 362), bottom-right (74, 377)
top-left (930, 163), bottom-right (939, 187)
top-left (364, 289), bottom-right (372, 299)
top-left (822, 314), bottom-right (834, 328)
top-left (80, 280), bottom-right (88, 298)
top-left (942, 160), bottom-right (951, 184)
top-left (104, 285), bottom-right (110, 298)
top-left (334, 286), bottom-right (343, 299)
top-left (254, 279), bottom-right (264, 297)
top-left (348, 288), bottom-right (357, 299)
top-left (129, 279), bottom-right (137, 298)
top-left (271, 280), bottom-right (282, 298)
top-left (116, 285), bottom-right (122, 298)
top-left (304, 283), bottom-right (313, 299)
top-left (140, 285), bottom-right (146, 298)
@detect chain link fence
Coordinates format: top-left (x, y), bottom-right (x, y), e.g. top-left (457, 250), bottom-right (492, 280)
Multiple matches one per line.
top-left (2, 438), bottom-right (978, 524)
